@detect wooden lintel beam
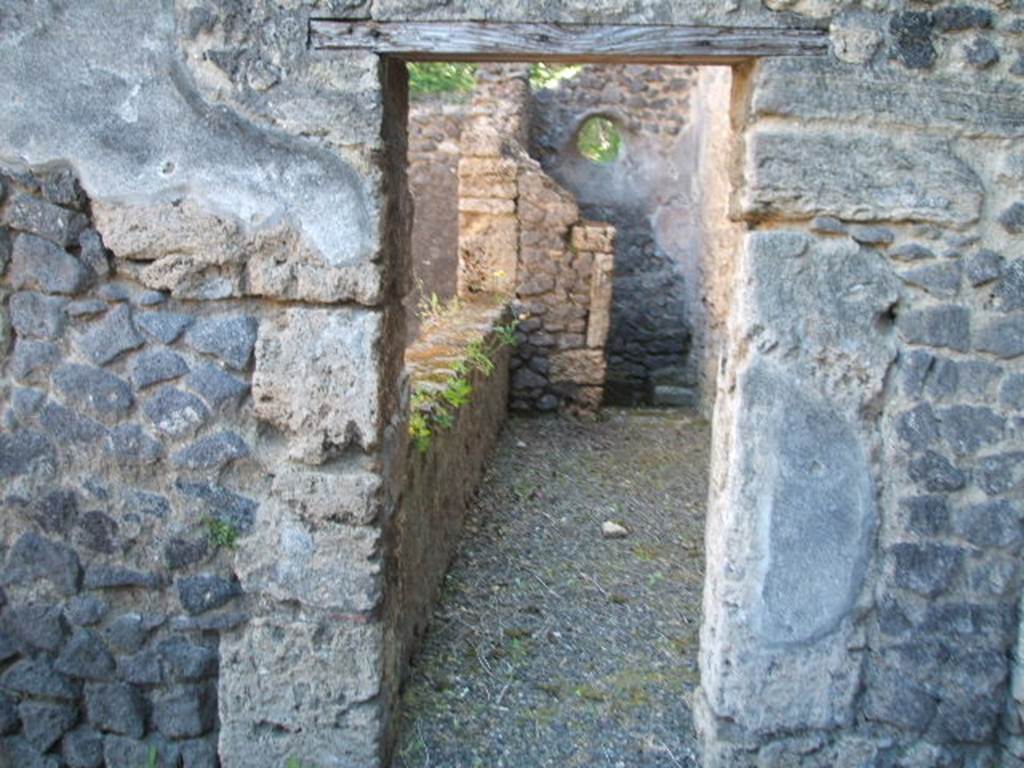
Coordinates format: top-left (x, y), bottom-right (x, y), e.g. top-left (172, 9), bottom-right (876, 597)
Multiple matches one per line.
top-left (309, 20), bottom-right (829, 64)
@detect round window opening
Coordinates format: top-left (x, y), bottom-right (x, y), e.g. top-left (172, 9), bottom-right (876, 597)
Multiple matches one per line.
top-left (576, 116), bottom-right (622, 164)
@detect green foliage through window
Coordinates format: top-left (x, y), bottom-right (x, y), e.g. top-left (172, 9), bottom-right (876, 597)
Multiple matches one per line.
top-left (407, 63), bottom-right (477, 96)
top-left (529, 63), bottom-right (583, 90)
top-left (576, 116), bottom-right (622, 164)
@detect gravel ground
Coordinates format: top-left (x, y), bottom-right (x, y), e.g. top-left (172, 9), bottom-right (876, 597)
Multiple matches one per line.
top-left (392, 408), bottom-right (710, 768)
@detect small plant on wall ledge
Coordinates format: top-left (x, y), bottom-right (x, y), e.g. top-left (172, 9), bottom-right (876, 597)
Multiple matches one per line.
top-left (409, 319), bottom-right (517, 454)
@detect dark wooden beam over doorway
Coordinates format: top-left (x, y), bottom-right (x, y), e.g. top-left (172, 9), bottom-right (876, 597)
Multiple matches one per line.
top-left (309, 20), bottom-right (829, 63)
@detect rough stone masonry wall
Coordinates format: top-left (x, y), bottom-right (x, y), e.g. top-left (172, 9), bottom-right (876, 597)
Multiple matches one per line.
top-left (701, 17), bottom-right (1024, 768)
top-left (0, 163), bottom-right (253, 768)
top-left (4, 1), bottom-right (1024, 767)
top-left (388, 301), bottom-right (511, 688)
top-left (457, 65), bottom-right (617, 413)
top-left (1, 3), bottom-right (403, 767)
top-left (530, 65), bottom-right (704, 406)
top-left (405, 96), bottom-right (467, 340)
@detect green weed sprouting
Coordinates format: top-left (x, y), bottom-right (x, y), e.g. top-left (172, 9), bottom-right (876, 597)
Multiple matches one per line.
top-left (408, 318), bottom-right (514, 454)
top-left (496, 321), bottom-right (518, 347)
top-left (202, 516), bottom-right (238, 550)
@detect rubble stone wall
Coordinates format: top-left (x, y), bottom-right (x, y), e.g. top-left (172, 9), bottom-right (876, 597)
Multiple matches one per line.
top-left (530, 65), bottom-right (704, 406)
top-left (388, 301), bottom-right (511, 690)
top-left (457, 65), bottom-right (618, 413)
top-left (2, 1), bottom-right (1024, 767)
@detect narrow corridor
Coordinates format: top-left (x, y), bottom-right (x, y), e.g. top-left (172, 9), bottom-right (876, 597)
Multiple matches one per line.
top-left (393, 409), bottom-right (709, 768)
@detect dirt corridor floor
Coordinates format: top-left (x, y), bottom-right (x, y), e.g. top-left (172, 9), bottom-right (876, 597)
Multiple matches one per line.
top-left (393, 408), bottom-right (710, 768)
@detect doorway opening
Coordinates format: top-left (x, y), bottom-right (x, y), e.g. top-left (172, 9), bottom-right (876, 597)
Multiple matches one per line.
top-left (388, 57), bottom-right (742, 767)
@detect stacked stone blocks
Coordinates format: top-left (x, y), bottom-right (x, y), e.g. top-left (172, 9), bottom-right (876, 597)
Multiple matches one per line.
top-left (0, 164), bottom-right (249, 768)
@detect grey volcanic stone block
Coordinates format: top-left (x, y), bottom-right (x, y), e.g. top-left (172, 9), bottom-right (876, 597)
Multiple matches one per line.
top-left (52, 364), bottom-right (133, 419)
top-left (9, 291), bottom-right (67, 339)
top-left (890, 543), bottom-right (962, 596)
top-left (185, 363), bottom-right (249, 410)
top-left (158, 638), bottom-right (217, 681)
top-left (10, 338), bottom-right (61, 383)
top-left (1001, 373), bottom-right (1024, 409)
top-left (178, 574), bottom-right (241, 615)
top-left (863, 657), bottom-right (937, 731)
top-left (11, 233), bottom-right (91, 294)
top-left (850, 225), bottom-right (894, 246)
top-left (895, 403), bottom-right (940, 451)
top-left (1, 659), bottom-right (77, 699)
top-left (0, 429), bottom-right (56, 479)
top-left (898, 495), bottom-right (950, 537)
top-left (170, 612), bottom-right (248, 632)
top-left (180, 738), bottom-right (218, 768)
top-left (171, 431), bottom-right (249, 470)
top-left (105, 424), bottom-right (165, 466)
top-left (975, 315), bottom-right (1024, 358)
top-left (66, 298), bottom-right (107, 317)
top-left (125, 489), bottom-right (170, 519)
top-left (899, 262), bottom-right (961, 298)
top-left (809, 216), bottom-right (844, 235)
top-left (992, 259), bottom-right (1024, 313)
top-left (143, 386), bottom-right (209, 438)
top-left (131, 348), bottom-right (188, 390)
top-left (0, 633), bottom-right (16, 663)
top-left (967, 249), bottom-right (1004, 286)
top-left (10, 386), bottom-right (46, 426)
top-left (76, 510), bottom-right (119, 554)
top-left (0, 228), bottom-right (10, 274)
top-left (3, 735), bottom-right (61, 768)
top-left (4, 191), bottom-right (87, 245)
top-left (964, 37), bottom-right (999, 68)
top-left (933, 5), bottom-right (993, 31)
top-left (999, 201), bottom-right (1024, 234)
top-left (891, 243), bottom-right (934, 262)
top-left (908, 450), bottom-right (967, 492)
top-left (103, 734), bottom-right (181, 768)
top-left (1, 532), bottom-right (81, 595)
top-left (62, 725), bottom-right (104, 768)
top-left (0, 691), bottom-right (17, 735)
top-left (890, 12), bottom-right (936, 69)
top-left (84, 566), bottom-right (160, 591)
top-left (118, 649), bottom-right (163, 685)
top-left (4, 603), bottom-right (68, 653)
top-left (103, 614), bottom-right (163, 654)
top-left (78, 229), bottom-right (111, 279)
top-left (185, 314), bottom-right (257, 370)
top-left (85, 682), bottom-right (145, 737)
top-left (136, 311), bottom-right (193, 343)
top-left (937, 405), bottom-right (1004, 454)
top-left (19, 700), bottom-right (79, 752)
top-left (74, 304), bottom-right (144, 365)
top-left (175, 480), bottom-right (256, 531)
top-left (164, 538), bottom-right (209, 571)
top-left (954, 500), bottom-right (1022, 547)
top-left (897, 305), bottom-right (970, 351)
top-left (40, 401), bottom-right (109, 443)
top-left (56, 630), bottom-right (116, 680)
top-left (977, 452), bottom-right (1024, 495)
top-left (66, 596), bottom-right (108, 627)
top-left (152, 684), bottom-right (216, 738)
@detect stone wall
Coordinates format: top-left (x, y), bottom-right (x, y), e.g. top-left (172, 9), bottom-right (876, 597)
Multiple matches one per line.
top-left (0, 163), bottom-right (248, 767)
top-left (387, 300), bottom-right (511, 696)
top-left (530, 65), bottom-right (704, 405)
top-left (457, 65), bottom-right (617, 413)
top-left (406, 96), bottom-right (466, 340)
top-left (3, 1), bottom-right (1024, 767)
